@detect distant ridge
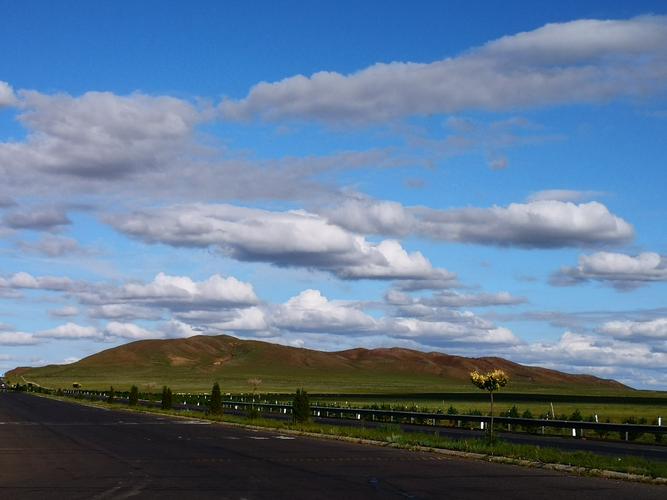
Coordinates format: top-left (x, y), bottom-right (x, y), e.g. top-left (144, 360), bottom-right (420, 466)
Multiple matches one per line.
top-left (5, 334), bottom-right (630, 393)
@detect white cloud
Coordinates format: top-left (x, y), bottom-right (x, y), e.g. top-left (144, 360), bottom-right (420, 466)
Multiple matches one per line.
top-left (104, 321), bottom-right (155, 340)
top-left (110, 204), bottom-right (453, 282)
top-left (158, 319), bottom-right (203, 339)
top-left (18, 235), bottom-right (89, 257)
top-left (3, 272), bottom-right (77, 292)
top-left (552, 252), bottom-right (667, 290)
top-left (387, 290), bottom-right (527, 307)
top-left (49, 306), bottom-right (79, 318)
top-left (527, 189), bottom-right (605, 203)
top-left (599, 318), bottom-right (667, 340)
top-left (210, 306), bottom-right (269, 332)
top-left (3, 207), bottom-right (70, 231)
top-left (37, 323), bottom-right (101, 340)
top-left (327, 198), bottom-right (633, 248)
top-left (88, 304), bottom-right (162, 321)
top-left (273, 289), bottom-right (378, 333)
top-left (119, 272), bottom-right (258, 309)
top-left (0, 81), bottom-right (16, 108)
top-left (0, 332), bottom-right (40, 345)
top-left (1, 90), bottom-right (201, 180)
top-left (220, 16), bottom-right (667, 124)
top-left (511, 331), bottom-right (667, 371)
top-left (390, 318), bottom-right (518, 345)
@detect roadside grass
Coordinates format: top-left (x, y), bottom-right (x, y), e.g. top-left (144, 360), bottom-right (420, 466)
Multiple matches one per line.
top-left (33, 392), bottom-right (667, 481)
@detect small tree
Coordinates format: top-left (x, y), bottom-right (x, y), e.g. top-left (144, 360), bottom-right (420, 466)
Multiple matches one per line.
top-left (292, 388), bottom-right (310, 423)
top-left (470, 369), bottom-right (509, 439)
top-left (128, 385), bottom-right (139, 406)
top-left (161, 386), bottom-right (173, 410)
top-left (107, 386), bottom-right (115, 404)
top-left (209, 382), bottom-right (222, 415)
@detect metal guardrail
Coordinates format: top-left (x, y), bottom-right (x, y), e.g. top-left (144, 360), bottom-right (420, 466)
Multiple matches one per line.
top-left (219, 400), bottom-right (666, 437)
top-left (55, 391), bottom-right (665, 440)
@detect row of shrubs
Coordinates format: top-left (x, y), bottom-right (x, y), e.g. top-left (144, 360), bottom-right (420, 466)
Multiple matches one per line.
top-left (52, 383), bottom-right (313, 424)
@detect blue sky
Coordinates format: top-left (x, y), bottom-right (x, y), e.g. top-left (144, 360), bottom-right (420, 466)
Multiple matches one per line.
top-left (1, 1), bottom-right (666, 388)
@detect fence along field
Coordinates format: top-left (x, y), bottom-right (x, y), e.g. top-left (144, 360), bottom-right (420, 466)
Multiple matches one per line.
top-left (18, 382), bottom-right (666, 445)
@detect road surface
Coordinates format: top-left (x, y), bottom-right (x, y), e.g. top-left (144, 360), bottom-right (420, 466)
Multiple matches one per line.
top-left (0, 392), bottom-right (664, 499)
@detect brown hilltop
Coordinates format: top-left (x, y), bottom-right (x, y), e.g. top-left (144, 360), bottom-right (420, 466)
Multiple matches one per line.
top-left (5, 334), bottom-right (630, 393)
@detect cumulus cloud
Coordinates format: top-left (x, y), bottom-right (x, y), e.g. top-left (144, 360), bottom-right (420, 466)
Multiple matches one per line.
top-left (88, 304), bottom-right (163, 321)
top-left (327, 197), bottom-right (633, 248)
top-left (221, 16), bottom-right (667, 124)
top-left (117, 272), bottom-right (258, 309)
top-left (2, 207), bottom-right (71, 231)
top-left (552, 252), bottom-right (667, 290)
top-left (390, 318), bottom-right (517, 345)
top-left (511, 331), bottom-right (667, 371)
top-left (103, 321), bottom-right (155, 340)
top-left (1, 90), bottom-right (201, 180)
top-left (17, 235), bottom-right (89, 257)
top-left (37, 323), bottom-right (101, 340)
top-left (599, 318), bottom-right (667, 340)
top-left (0, 272), bottom-right (78, 292)
top-left (0, 81), bottom-right (16, 108)
top-left (273, 289), bottom-right (378, 333)
top-left (0, 332), bottom-right (40, 345)
top-left (0, 87), bottom-right (397, 204)
top-left (109, 204), bottom-right (453, 282)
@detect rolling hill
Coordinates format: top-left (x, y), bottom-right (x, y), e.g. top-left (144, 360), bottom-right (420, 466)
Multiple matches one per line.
top-left (5, 334), bottom-right (631, 394)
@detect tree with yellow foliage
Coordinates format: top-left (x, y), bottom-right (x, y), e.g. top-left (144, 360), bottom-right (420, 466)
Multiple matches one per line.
top-left (470, 369), bottom-right (509, 439)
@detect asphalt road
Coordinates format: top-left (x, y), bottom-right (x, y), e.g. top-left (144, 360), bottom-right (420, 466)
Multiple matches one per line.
top-left (0, 393), bottom-right (664, 499)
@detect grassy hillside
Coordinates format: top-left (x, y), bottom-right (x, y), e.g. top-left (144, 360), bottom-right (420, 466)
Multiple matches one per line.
top-left (5, 334), bottom-right (634, 394)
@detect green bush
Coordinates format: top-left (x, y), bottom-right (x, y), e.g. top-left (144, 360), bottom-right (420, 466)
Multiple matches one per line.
top-left (107, 386), bottom-right (115, 404)
top-left (161, 386), bottom-right (173, 410)
top-left (209, 382), bottom-right (222, 415)
top-left (128, 385), bottom-right (139, 406)
top-left (622, 416), bottom-right (646, 441)
top-left (292, 388), bottom-right (310, 423)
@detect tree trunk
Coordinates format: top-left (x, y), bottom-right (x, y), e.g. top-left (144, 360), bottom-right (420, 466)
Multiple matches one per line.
top-left (489, 391), bottom-right (494, 439)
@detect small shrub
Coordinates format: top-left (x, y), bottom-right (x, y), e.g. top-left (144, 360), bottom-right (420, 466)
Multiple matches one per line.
top-left (56, 388), bottom-right (64, 397)
top-left (521, 409), bottom-right (537, 433)
top-left (569, 409), bottom-right (583, 422)
top-left (292, 388), bottom-right (310, 423)
top-left (447, 405), bottom-right (459, 415)
top-left (107, 386), bottom-right (115, 404)
top-left (507, 405), bottom-right (520, 418)
top-left (161, 386), bottom-right (173, 410)
top-left (209, 382), bottom-right (222, 415)
top-left (128, 385), bottom-right (139, 406)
